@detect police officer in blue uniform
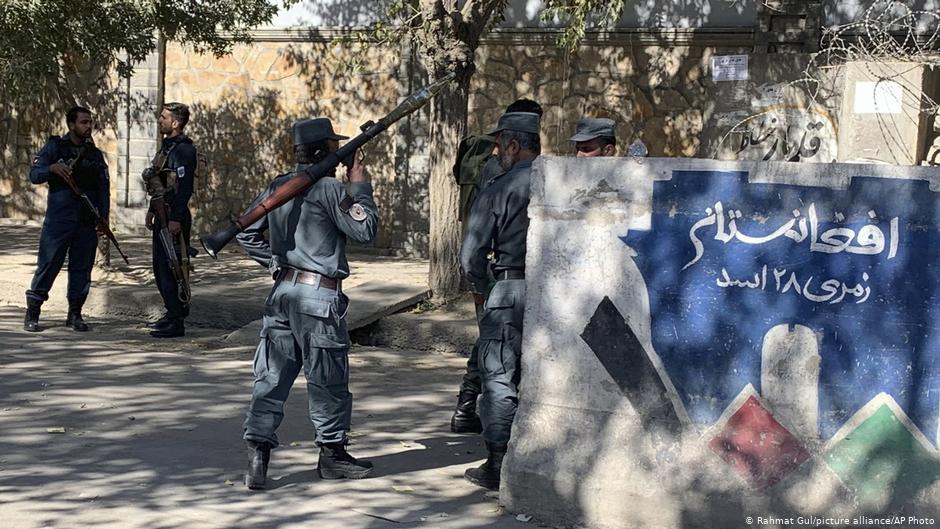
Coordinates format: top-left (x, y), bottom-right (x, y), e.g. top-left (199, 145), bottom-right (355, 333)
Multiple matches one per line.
top-left (460, 111), bottom-right (540, 490)
top-left (146, 102), bottom-right (197, 338)
top-left (236, 118), bottom-right (379, 490)
top-left (24, 106), bottom-right (109, 333)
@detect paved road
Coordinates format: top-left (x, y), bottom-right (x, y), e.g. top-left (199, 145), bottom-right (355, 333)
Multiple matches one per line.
top-left (0, 223), bottom-right (429, 330)
top-left (0, 306), bottom-right (525, 529)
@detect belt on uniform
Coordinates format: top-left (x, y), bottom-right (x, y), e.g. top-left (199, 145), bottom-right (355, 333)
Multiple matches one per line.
top-left (279, 267), bottom-right (341, 290)
top-left (495, 269), bottom-right (525, 280)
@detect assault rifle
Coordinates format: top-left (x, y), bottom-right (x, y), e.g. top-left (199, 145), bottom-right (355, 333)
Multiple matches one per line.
top-left (62, 140), bottom-right (130, 265)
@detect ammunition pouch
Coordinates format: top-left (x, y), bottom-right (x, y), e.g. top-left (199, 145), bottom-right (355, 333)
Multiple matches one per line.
top-left (143, 145), bottom-right (178, 199)
top-left (143, 167), bottom-right (176, 198)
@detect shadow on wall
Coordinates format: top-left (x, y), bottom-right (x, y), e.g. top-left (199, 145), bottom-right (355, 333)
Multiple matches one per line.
top-left (471, 36), bottom-right (846, 163)
top-left (471, 40), bottom-right (715, 157)
top-left (506, 159), bottom-right (940, 528)
top-left (166, 33), bottom-right (430, 255)
top-left (707, 54), bottom-right (843, 162)
top-left (186, 88), bottom-right (295, 235)
top-left (283, 36), bottom-right (428, 254)
top-left (280, 0), bottom-right (755, 28)
top-left (0, 59), bottom-right (124, 221)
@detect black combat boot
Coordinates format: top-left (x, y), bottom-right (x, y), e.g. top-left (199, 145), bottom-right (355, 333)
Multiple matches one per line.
top-left (245, 441), bottom-right (272, 490)
top-left (464, 442), bottom-right (506, 490)
top-left (317, 442), bottom-right (374, 480)
top-left (150, 318), bottom-right (184, 338)
top-left (23, 299), bottom-right (41, 333)
top-left (66, 300), bottom-right (89, 332)
top-left (146, 313), bottom-right (172, 329)
top-left (450, 388), bottom-right (483, 433)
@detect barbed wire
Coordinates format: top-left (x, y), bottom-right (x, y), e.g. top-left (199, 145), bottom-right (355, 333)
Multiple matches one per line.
top-left (806, 0), bottom-right (940, 115)
top-left (713, 1), bottom-right (940, 160)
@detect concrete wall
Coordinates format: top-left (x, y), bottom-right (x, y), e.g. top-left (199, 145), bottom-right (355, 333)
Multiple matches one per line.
top-left (112, 48), bottom-right (163, 234)
top-left (504, 156), bottom-right (940, 528)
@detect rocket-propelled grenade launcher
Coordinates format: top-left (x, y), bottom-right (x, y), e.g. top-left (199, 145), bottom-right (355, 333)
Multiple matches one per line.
top-left (200, 72), bottom-right (456, 259)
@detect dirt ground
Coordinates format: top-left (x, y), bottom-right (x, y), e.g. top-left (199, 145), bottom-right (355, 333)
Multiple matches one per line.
top-left (0, 221), bottom-right (429, 330)
top-left (0, 223), bottom-right (545, 529)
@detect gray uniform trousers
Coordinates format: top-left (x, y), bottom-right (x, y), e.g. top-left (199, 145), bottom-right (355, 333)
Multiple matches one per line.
top-left (459, 301), bottom-right (485, 394)
top-left (243, 276), bottom-right (352, 447)
top-left (477, 278), bottom-right (526, 446)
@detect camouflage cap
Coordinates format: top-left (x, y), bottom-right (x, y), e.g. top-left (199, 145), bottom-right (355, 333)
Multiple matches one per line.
top-left (569, 117), bottom-right (616, 142)
top-left (292, 118), bottom-right (349, 146)
top-left (487, 112), bottom-right (541, 136)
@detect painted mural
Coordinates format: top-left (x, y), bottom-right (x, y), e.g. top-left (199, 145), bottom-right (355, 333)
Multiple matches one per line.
top-left (610, 169), bottom-right (940, 497)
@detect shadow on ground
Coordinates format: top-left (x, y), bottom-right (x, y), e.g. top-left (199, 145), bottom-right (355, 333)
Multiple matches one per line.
top-left (0, 306), bottom-right (521, 529)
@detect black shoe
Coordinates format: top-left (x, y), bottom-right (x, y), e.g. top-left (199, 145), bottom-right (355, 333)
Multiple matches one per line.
top-left (318, 442), bottom-right (374, 480)
top-left (450, 389), bottom-right (482, 434)
top-left (23, 299), bottom-right (41, 333)
top-left (464, 443), bottom-right (506, 490)
top-left (146, 314), bottom-right (172, 329)
top-left (66, 305), bottom-right (89, 332)
top-left (245, 441), bottom-right (272, 490)
top-left (150, 319), bottom-right (184, 338)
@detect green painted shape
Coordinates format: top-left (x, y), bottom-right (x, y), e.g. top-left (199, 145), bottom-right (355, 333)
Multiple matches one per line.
top-left (824, 404), bottom-right (940, 506)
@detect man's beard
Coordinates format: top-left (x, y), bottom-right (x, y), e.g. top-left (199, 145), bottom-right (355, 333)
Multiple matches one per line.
top-left (498, 151), bottom-right (514, 171)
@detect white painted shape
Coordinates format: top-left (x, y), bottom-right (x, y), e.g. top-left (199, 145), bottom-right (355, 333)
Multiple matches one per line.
top-left (753, 82), bottom-right (787, 107)
top-left (760, 324), bottom-right (821, 441)
top-left (853, 81), bottom-right (904, 114)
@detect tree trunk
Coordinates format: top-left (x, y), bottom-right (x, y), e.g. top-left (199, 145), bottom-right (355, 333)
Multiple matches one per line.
top-left (415, 0), bottom-right (503, 301)
top-left (426, 77), bottom-right (468, 301)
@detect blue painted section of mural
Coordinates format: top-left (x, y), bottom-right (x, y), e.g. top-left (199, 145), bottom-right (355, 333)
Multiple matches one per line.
top-left (621, 170), bottom-right (940, 445)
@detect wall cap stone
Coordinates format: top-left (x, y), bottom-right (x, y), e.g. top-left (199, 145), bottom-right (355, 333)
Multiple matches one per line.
top-left (234, 26), bottom-right (756, 47)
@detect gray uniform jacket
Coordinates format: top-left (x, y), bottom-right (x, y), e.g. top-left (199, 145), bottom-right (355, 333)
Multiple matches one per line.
top-left (460, 160), bottom-right (533, 294)
top-left (236, 167), bottom-right (379, 278)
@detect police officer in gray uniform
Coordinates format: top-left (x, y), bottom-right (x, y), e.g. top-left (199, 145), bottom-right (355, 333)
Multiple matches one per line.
top-left (235, 118), bottom-right (379, 490)
top-left (570, 117), bottom-right (617, 157)
top-left (450, 99), bottom-right (543, 435)
top-left (460, 111), bottom-right (540, 490)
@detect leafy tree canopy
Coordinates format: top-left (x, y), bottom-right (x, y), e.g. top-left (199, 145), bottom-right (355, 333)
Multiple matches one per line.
top-left (0, 0), bottom-right (296, 101)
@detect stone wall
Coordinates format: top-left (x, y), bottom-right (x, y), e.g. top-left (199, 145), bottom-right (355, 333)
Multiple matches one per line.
top-left (471, 30), bottom-right (756, 158)
top-left (164, 28), bottom-right (833, 257)
top-left (4, 28), bottom-right (937, 257)
top-left (162, 31), bottom-right (418, 252)
top-left (0, 64), bottom-right (121, 224)
top-left (504, 155), bottom-right (940, 528)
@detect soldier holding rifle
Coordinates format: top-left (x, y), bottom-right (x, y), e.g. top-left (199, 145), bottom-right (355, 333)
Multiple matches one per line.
top-left (24, 106), bottom-right (110, 333)
top-left (144, 102), bottom-right (197, 338)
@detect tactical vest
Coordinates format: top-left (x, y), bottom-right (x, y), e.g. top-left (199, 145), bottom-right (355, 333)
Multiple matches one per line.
top-left (50, 137), bottom-right (101, 193)
top-left (149, 136), bottom-right (206, 198)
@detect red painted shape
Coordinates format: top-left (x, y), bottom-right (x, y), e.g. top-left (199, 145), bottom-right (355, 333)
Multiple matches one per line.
top-left (708, 395), bottom-right (811, 490)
